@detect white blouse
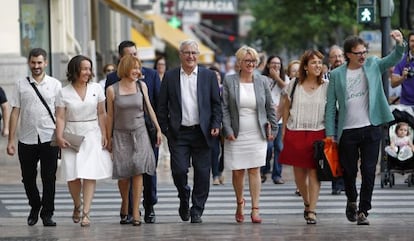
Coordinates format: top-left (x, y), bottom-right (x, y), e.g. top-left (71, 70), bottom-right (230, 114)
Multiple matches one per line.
top-left (284, 80), bottom-right (328, 131)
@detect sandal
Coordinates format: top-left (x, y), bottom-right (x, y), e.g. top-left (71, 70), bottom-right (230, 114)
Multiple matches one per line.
top-left (235, 198), bottom-right (245, 223)
top-left (306, 211), bottom-right (317, 224)
top-left (250, 207), bottom-right (262, 223)
top-left (132, 219), bottom-right (141, 226)
top-left (80, 212), bottom-right (90, 227)
top-left (303, 203), bottom-right (310, 220)
top-left (72, 205), bottom-right (81, 223)
top-left (119, 213), bottom-right (129, 225)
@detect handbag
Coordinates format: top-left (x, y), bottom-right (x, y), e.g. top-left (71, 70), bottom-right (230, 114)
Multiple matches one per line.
top-left (313, 137), bottom-right (343, 181)
top-left (137, 81), bottom-right (157, 146)
top-left (50, 131), bottom-right (85, 152)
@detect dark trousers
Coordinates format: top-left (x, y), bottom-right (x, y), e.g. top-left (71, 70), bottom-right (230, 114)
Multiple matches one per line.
top-left (339, 125), bottom-right (381, 215)
top-left (18, 140), bottom-right (59, 218)
top-left (143, 147), bottom-right (158, 208)
top-left (211, 136), bottom-right (221, 178)
top-left (261, 123), bottom-right (283, 180)
top-left (168, 125), bottom-right (211, 217)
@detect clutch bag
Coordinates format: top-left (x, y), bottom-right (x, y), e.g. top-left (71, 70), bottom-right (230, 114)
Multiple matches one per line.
top-left (50, 131), bottom-right (85, 152)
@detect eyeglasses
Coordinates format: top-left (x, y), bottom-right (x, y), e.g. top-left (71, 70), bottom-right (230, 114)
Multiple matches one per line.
top-left (181, 51), bottom-right (199, 56)
top-left (243, 59), bottom-right (257, 65)
top-left (350, 50), bottom-right (368, 57)
top-left (270, 62), bottom-right (281, 65)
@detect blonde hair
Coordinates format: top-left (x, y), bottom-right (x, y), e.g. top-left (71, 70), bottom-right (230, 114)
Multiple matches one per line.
top-left (234, 46), bottom-right (259, 70)
top-left (117, 55), bottom-right (142, 79)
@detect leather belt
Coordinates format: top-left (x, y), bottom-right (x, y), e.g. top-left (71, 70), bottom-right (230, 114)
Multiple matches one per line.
top-left (179, 125), bottom-right (200, 130)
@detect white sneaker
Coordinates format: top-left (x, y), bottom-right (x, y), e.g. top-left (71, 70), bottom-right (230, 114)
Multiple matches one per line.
top-left (398, 146), bottom-right (413, 161)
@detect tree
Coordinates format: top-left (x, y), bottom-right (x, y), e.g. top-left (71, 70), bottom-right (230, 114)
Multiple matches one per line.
top-left (246, 0), bottom-right (358, 55)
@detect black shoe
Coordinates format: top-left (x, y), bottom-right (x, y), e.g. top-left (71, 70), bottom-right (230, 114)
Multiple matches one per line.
top-left (179, 202), bottom-right (190, 221)
top-left (144, 205), bottom-right (156, 223)
top-left (119, 213), bottom-right (131, 224)
top-left (42, 216), bottom-right (57, 227)
top-left (331, 189), bottom-right (342, 195)
top-left (190, 214), bottom-right (202, 223)
top-left (356, 212), bottom-right (370, 225)
top-left (261, 175), bottom-right (267, 183)
top-left (27, 207), bottom-right (40, 226)
top-left (345, 202), bottom-right (357, 222)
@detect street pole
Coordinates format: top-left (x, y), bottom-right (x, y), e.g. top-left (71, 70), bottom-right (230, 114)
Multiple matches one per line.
top-left (380, 0), bottom-right (394, 99)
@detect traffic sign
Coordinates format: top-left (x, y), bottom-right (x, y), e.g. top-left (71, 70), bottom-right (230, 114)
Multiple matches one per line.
top-left (357, 0), bottom-right (376, 24)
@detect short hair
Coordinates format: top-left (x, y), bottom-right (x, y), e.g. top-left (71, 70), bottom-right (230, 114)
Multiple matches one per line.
top-left (298, 49), bottom-right (324, 85)
top-left (66, 55), bottom-right (95, 82)
top-left (395, 122), bottom-right (410, 136)
top-left (118, 40), bottom-right (136, 56)
top-left (153, 56), bottom-right (167, 70)
top-left (343, 36), bottom-right (367, 63)
top-left (234, 46), bottom-right (259, 70)
top-left (179, 39), bottom-right (199, 52)
top-left (287, 60), bottom-right (300, 79)
top-left (117, 55), bottom-right (142, 79)
top-left (28, 48), bottom-right (47, 61)
top-left (103, 63), bottom-right (116, 73)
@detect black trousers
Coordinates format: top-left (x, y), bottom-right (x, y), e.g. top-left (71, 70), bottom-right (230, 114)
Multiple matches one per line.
top-left (339, 125), bottom-right (381, 215)
top-left (18, 140), bottom-right (59, 218)
top-left (168, 125), bottom-right (211, 217)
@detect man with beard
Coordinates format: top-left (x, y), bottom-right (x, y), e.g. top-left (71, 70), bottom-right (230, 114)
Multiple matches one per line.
top-left (7, 48), bottom-right (61, 226)
top-left (325, 30), bottom-right (406, 225)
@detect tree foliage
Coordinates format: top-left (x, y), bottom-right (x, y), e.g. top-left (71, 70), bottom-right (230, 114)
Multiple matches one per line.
top-left (246, 0), bottom-right (358, 55)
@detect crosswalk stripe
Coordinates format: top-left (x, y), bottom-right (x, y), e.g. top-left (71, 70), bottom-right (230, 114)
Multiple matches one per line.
top-left (2, 183), bottom-right (414, 218)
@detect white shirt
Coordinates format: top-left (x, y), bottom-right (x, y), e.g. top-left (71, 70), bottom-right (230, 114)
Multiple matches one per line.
top-left (10, 75), bottom-right (62, 144)
top-left (180, 66), bottom-right (199, 126)
top-left (344, 68), bottom-right (370, 129)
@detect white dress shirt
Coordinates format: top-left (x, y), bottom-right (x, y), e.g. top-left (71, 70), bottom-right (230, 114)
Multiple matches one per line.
top-left (180, 65), bottom-right (200, 126)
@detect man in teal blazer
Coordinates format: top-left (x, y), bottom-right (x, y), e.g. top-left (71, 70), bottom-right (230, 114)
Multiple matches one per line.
top-left (325, 30), bottom-right (406, 226)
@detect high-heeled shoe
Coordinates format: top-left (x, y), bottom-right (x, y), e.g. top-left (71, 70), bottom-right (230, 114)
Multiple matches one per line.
top-left (235, 198), bottom-right (245, 223)
top-left (304, 203), bottom-right (310, 221)
top-left (72, 205), bottom-right (81, 223)
top-left (80, 212), bottom-right (90, 227)
top-left (250, 207), bottom-right (262, 223)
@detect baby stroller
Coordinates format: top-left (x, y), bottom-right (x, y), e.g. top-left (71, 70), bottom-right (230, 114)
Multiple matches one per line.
top-left (381, 105), bottom-right (414, 188)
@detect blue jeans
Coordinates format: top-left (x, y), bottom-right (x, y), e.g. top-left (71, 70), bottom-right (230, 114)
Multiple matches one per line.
top-left (339, 125), bottom-right (381, 215)
top-left (261, 123), bottom-right (283, 180)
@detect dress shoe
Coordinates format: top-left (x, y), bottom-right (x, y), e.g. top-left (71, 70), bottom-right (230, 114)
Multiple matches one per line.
top-left (144, 205), bottom-right (156, 223)
top-left (27, 207), bottom-right (40, 226)
top-left (178, 202), bottom-right (190, 221)
top-left (345, 201), bottom-right (357, 222)
top-left (190, 214), bottom-right (202, 223)
top-left (261, 175), bottom-right (267, 183)
top-left (273, 178), bottom-right (285, 184)
top-left (42, 216), bottom-right (57, 227)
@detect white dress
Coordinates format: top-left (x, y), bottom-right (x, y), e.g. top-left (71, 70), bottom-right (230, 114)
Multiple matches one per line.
top-left (56, 82), bottom-right (112, 181)
top-left (224, 83), bottom-right (267, 170)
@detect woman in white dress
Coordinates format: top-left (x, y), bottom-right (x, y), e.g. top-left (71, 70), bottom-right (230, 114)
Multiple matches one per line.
top-left (55, 55), bottom-right (112, 227)
top-left (222, 46), bottom-right (277, 223)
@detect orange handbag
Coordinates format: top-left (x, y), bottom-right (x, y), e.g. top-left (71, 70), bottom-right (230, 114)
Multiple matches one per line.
top-left (313, 138), bottom-right (343, 181)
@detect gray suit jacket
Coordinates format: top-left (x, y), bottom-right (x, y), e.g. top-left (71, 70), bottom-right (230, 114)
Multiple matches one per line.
top-left (222, 73), bottom-right (278, 139)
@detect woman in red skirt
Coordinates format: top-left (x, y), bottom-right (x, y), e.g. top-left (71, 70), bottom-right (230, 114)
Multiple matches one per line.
top-left (279, 50), bottom-right (328, 224)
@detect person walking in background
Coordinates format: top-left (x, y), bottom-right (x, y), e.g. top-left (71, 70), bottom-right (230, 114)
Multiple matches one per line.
top-left (98, 63), bottom-right (116, 90)
top-left (327, 45), bottom-right (346, 195)
top-left (55, 55), bottom-right (112, 227)
top-left (326, 30), bottom-right (406, 225)
top-left (222, 46), bottom-right (277, 224)
top-left (209, 65), bottom-right (225, 185)
top-left (105, 40), bottom-right (161, 224)
top-left (261, 55), bottom-right (289, 185)
top-left (391, 31), bottom-right (414, 105)
top-left (7, 48), bottom-right (61, 226)
top-left (106, 55), bottom-right (160, 226)
top-left (157, 39), bottom-right (222, 223)
top-left (279, 50), bottom-right (328, 225)
top-left (0, 86), bottom-right (10, 137)
top-left (154, 56), bottom-right (171, 170)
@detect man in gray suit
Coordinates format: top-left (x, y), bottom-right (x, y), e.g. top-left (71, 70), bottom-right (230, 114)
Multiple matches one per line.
top-left (157, 39), bottom-right (222, 223)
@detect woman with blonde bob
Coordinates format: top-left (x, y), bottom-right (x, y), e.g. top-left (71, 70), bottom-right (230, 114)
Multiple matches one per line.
top-left (222, 46), bottom-right (277, 223)
top-left (106, 55), bottom-right (161, 226)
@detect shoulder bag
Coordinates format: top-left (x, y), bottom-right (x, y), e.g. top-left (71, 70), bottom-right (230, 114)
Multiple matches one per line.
top-left (137, 80), bottom-right (157, 146)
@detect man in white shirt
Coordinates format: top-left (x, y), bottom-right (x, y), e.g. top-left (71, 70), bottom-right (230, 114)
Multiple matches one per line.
top-left (7, 48), bottom-right (62, 226)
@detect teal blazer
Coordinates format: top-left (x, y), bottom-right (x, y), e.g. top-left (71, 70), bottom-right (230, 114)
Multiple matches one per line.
top-left (325, 43), bottom-right (406, 141)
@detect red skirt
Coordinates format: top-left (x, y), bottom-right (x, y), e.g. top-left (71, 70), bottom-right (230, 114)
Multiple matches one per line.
top-left (279, 129), bottom-right (325, 169)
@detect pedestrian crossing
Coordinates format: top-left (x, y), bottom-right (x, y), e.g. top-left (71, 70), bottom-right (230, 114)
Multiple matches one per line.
top-left (1, 182), bottom-right (414, 219)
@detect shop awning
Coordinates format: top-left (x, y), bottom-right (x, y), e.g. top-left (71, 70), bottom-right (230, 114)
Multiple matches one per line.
top-left (101, 0), bottom-right (146, 23)
top-left (131, 27), bottom-right (155, 61)
top-left (145, 14), bottom-right (215, 65)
